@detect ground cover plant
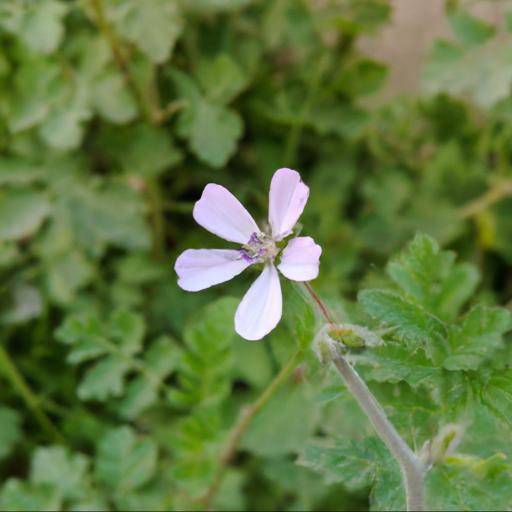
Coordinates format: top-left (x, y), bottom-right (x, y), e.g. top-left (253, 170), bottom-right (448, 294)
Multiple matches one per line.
top-left (0, 0), bottom-right (512, 510)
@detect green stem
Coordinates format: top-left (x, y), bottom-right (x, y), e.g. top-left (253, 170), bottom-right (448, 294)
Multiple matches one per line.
top-left (0, 345), bottom-right (64, 444)
top-left (147, 177), bottom-right (166, 259)
top-left (198, 350), bottom-right (301, 509)
top-left (304, 284), bottom-right (426, 511)
top-left (89, 0), bottom-right (153, 123)
top-left (458, 179), bottom-right (512, 219)
top-left (331, 352), bottom-right (425, 511)
top-left (94, 335), bottom-right (169, 393)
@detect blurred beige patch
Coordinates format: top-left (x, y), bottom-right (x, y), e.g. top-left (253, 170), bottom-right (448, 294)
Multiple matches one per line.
top-left (359, 0), bottom-right (506, 96)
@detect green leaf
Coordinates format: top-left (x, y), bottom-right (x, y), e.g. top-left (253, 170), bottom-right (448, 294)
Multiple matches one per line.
top-left (64, 182), bottom-right (151, 252)
top-left (118, 377), bottom-right (158, 420)
top-left (0, 480), bottom-right (61, 512)
top-left (338, 59), bottom-right (388, 97)
top-left (0, 0), bottom-right (68, 54)
top-left (435, 263), bottom-right (480, 322)
top-left (0, 189), bottom-right (49, 241)
top-left (359, 289), bottom-right (446, 346)
top-left (448, 10), bottom-right (495, 46)
top-left (92, 70), bottom-right (138, 124)
top-left (1, 285), bottom-right (43, 325)
top-left (423, 37), bottom-right (512, 108)
top-left (107, 310), bottom-right (145, 356)
top-left (298, 435), bottom-right (402, 510)
top-left (283, 283), bottom-right (316, 351)
top-left (142, 335), bottom-right (177, 379)
top-left (38, 82), bottom-right (91, 150)
top-left (386, 233), bottom-right (478, 319)
top-left (309, 105), bottom-right (369, 140)
top-left (30, 446), bottom-right (90, 501)
top-left (57, 310), bottom-right (145, 401)
top-left (169, 411), bottom-right (222, 496)
top-left (186, 0), bottom-right (252, 12)
top-left (426, 460), bottom-right (512, 511)
top-left (170, 298), bottom-right (237, 408)
top-left (444, 306), bottom-right (511, 371)
top-left (108, 0), bottom-right (183, 63)
top-left (95, 426), bottom-right (157, 493)
top-left (242, 382), bottom-right (319, 457)
top-left (196, 54), bottom-right (248, 104)
top-left (0, 158), bottom-right (46, 185)
top-left (387, 234), bottom-right (454, 300)
top-left (8, 57), bottom-right (58, 132)
top-left (56, 314), bottom-right (109, 364)
top-left (116, 253), bottom-right (166, 284)
top-left (0, 407), bottom-right (21, 461)
top-left (481, 370), bottom-right (512, 430)
top-left (119, 335), bottom-right (177, 419)
top-left (44, 249), bottom-right (94, 305)
top-left (358, 342), bottom-right (440, 388)
top-left (108, 124), bottom-right (182, 176)
top-left (78, 355), bottom-right (129, 401)
top-left (190, 101), bottom-right (243, 168)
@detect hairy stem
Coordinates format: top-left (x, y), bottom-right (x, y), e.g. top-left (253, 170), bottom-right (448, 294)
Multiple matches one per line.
top-left (198, 350), bottom-right (300, 509)
top-left (331, 354), bottom-right (425, 511)
top-left (303, 283), bottom-right (425, 511)
top-left (0, 345), bottom-right (64, 444)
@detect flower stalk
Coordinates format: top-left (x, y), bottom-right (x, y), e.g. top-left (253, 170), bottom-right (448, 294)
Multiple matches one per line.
top-left (198, 350), bottom-right (300, 509)
top-left (0, 345), bottom-right (64, 444)
top-left (331, 351), bottom-right (425, 511)
top-left (304, 285), bottom-right (426, 512)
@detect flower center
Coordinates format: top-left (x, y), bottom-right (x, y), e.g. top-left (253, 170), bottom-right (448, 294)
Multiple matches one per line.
top-left (240, 232), bottom-right (279, 263)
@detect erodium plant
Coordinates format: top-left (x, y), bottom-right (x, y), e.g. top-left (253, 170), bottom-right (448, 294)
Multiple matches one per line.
top-left (2, 2), bottom-right (512, 512)
top-left (174, 169), bottom-right (512, 511)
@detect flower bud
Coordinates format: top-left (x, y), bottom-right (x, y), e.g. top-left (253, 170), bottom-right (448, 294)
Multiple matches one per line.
top-left (420, 423), bottom-right (465, 466)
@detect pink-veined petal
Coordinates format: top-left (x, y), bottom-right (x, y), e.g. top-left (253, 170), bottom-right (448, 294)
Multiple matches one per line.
top-left (277, 236), bottom-right (321, 281)
top-left (235, 264), bottom-right (282, 341)
top-left (268, 168), bottom-right (309, 241)
top-left (175, 249), bottom-right (251, 292)
top-left (193, 184), bottom-right (260, 244)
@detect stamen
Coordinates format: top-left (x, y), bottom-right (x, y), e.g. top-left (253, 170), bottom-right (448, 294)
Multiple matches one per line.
top-left (239, 250), bottom-right (254, 263)
top-left (240, 232), bottom-right (279, 263)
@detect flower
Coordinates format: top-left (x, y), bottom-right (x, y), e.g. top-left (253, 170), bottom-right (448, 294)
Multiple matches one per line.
top-left (175, 168), bottom-right (322, 341)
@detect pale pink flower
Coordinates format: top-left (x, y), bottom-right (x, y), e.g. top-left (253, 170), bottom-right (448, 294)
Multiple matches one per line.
top-left (175, 168), bottom-right (322, 341)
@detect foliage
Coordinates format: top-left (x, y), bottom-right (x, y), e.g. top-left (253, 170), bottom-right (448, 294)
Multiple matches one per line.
top-left (1, 0), bottom-right (512, 511)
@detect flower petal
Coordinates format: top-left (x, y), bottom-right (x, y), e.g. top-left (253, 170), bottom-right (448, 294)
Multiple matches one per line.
top-left (268, 168), bottom-right (309, 241)
top-left (235, 264), bottom-right (282, 341)
top-left (277, 236), bottom-right (322, 281)
top-left (193, 184), bottom-right (260, 244)
top-left (175, 249), bottom-right (251, 292)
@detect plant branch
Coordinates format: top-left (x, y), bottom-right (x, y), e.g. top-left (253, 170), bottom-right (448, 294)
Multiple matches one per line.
top-left (457, 179), bottom-right (512, 219)
top-left (331, 351), bottom-right (425, 511)
top-left (152, 99), bottom-right (188, 125)
top-left (88, 0), bottom-right (153, 122)
top-left (198, 350), bottom-right (300, 509)
top-left (0, 345), bottom-right (65, 444)
top-left (304, 284), bottom-right (425, 511)
top-left (304, 282), bottom-right (335, 325)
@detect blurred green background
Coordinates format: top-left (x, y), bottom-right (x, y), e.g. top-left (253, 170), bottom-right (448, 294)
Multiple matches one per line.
top-left (1, 0), bottom-right (512, 510)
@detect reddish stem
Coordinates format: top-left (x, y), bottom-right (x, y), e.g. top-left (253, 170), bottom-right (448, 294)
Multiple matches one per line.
top-left (303, 282), bottom-right (336, 325)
